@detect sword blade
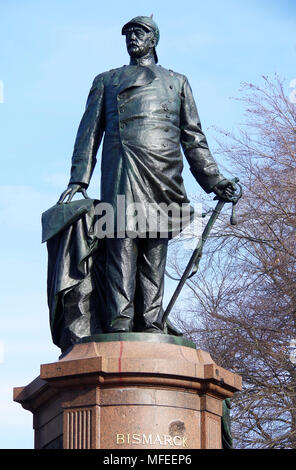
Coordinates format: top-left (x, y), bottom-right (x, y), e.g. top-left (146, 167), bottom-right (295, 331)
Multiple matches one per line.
top-left (163, 199), bottom-right (225, 321)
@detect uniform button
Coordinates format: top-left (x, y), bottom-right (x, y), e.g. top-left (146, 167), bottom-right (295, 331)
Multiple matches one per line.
top-left (118, 92), bottom-right (126, 100)
top-left (164, 127), bottom-right (169, 132)
top-left (119, 106), bottom-right (125, 113)
top-left (120, 121), bottom-right (126, 129)
top-left (169, 85), bottom-right (173, 90)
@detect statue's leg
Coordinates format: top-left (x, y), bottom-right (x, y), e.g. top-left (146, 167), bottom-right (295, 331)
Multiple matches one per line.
top-left (105, 237), bottom-right (138, 332)
top-left (134, 237), bottom-right (168, 332)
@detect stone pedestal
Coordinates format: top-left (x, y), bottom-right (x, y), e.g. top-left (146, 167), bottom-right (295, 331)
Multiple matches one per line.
top-left (13, 334), bottom-right (241, 449)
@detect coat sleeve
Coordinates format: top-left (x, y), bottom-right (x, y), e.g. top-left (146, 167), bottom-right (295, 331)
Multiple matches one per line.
top-left (180, 76), bottom-right (224, 193)
top-left (69, 74), bottom-right (105, 187)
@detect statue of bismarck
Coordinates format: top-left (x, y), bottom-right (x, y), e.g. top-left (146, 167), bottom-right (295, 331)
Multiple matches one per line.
top-left (56, 16), bottom-right (235, 338)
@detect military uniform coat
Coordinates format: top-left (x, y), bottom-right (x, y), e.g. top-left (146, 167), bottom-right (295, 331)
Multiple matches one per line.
top-left (69, 64), bottom-right (224, 235)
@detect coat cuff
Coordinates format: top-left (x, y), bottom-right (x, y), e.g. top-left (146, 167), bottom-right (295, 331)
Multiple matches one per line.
top-left (190, 168), bottom-right (225, 194)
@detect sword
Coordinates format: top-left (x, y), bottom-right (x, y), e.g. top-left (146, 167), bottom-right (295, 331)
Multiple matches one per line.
top-left (163, 177), bottom-right (242, 323)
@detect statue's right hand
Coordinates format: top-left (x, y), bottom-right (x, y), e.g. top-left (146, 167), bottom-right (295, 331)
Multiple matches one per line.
top-left (57, 183), bottom-right (87, 204)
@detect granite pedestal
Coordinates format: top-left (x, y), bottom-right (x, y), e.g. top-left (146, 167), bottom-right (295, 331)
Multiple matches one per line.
top-left (13, 334), bottom-right (241, 449)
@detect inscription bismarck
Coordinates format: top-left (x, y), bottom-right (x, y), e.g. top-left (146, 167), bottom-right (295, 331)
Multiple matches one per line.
top-left (116, 433), bottom-right (189, 447)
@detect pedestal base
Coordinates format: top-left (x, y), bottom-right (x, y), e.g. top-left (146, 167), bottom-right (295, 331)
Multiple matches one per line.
top-left (13, 336), bottom-right (241, 449)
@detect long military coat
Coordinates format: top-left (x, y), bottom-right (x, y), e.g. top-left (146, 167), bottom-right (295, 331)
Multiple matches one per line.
top-left (69, 64), bottom-right (224, 235)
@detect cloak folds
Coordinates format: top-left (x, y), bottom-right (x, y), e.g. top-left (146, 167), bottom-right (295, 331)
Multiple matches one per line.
top-left (42, 199), bottom-right (108, 351)
top-left (42, 198), bottom-right (183, 350)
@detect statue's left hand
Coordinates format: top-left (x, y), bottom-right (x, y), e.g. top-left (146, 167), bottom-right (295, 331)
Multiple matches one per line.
top-left (212, 179), bottom-right (236, 202)
top-left (57, 183), bottom-right (88, 204)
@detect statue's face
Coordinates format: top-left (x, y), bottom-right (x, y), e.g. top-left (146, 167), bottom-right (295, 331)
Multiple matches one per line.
top-left (125, 25), bottom-right (155, 58)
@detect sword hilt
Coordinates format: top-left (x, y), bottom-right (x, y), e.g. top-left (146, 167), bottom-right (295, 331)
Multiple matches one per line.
top-left (230, 203), bottom-right (237, 225)
top-left (230, 178), bottom-right (242, 226)
top-left (214, 177), bottom-right (242, 225)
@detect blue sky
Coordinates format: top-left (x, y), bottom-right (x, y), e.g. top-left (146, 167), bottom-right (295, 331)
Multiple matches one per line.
top-left (0, 0), bottom-right (295, 449)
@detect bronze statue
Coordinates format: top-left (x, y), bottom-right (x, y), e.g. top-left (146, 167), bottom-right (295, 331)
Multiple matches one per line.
top-left (44, 16), bottom-right (235, 351)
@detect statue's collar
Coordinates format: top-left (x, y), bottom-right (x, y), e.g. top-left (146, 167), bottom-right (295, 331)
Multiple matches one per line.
top-left (129, 56), bottom-right (156, 67)
top-left (113, 65), bottom-right (157, 95)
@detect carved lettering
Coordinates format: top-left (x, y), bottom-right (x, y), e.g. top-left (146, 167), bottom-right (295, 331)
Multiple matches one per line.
top-left (115, 432), bottom-right (188, 447)
top-left (116, 434), bottom-right (125, 444)
top-left (132, 433), bottom-right (141, 444)
top-left (142, 433), bottom-right (153, 445)
top-left (164, 434), bottom-right (173, 445)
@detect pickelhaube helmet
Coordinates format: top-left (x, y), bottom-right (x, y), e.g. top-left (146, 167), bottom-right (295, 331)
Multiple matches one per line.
top-left (122, 15), bottom-right (160, 63)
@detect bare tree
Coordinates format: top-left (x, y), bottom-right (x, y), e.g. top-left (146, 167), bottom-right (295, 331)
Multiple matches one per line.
top-left (168, 75), bottom-right (296, 448)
